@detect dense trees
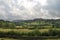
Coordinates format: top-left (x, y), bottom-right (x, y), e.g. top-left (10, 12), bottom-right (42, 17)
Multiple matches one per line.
top-left (0, 19), bottom-right (60, 29)
top-left (14, 19), bottom-right (60, 29)
top-left (0, 20), bottom-right (16, 28)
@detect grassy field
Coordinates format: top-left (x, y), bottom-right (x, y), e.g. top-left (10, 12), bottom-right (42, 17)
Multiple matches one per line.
top-left (42, 38), bottom-right (60, 40)
top-left (0, 28), bottom-right (60, 32)
top-left (0, 38), bottom-right (60, 40)
top-left (0, 38), bottom-right (18, 40)
top-left (0, 28), bottom-right (60, 40)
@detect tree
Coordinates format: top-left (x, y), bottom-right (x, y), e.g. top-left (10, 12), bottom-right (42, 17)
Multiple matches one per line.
top-left (8, 23), bottom-right (16, 28)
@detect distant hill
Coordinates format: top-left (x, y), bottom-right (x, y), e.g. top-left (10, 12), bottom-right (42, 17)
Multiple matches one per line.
top-left (13, 18), bottom-right (60, 22)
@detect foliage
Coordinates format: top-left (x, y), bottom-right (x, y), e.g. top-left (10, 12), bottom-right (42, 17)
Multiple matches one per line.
top-left (0, 20), bottom-right (16, 28)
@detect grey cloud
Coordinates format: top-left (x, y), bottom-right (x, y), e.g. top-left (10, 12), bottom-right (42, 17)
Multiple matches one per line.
top-left (44, 0), bottom-right (60, 18)
top-left (27, 0), bottom-right (34, 2)
top-left (0, 0), bottom-right (42, 20)
top-left (0, 0), bottom-right (60, 20)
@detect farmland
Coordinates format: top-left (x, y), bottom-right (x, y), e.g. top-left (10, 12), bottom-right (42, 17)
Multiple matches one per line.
top-left (0, 19), bottom-right (60, 40)
top-left (0, 28), bottom-right (60, 40)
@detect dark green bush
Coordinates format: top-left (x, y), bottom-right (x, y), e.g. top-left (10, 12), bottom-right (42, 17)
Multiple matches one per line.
top-left (41, 32), bottom-right (49, 36)
top-left (27, 30), bottom-right (41, 36)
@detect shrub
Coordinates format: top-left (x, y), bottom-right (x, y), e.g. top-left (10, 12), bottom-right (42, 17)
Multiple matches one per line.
top-left (27, 30), bottom-right (41, 36)
top-left (41, 31), bottom-right (49, 36)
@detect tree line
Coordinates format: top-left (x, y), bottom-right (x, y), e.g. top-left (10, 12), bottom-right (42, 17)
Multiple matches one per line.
top-left (0, 20), bottom-right (16, 28)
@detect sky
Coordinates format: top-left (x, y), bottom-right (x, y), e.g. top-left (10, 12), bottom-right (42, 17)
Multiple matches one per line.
top-left (0, 0), bottom-right (60, 20)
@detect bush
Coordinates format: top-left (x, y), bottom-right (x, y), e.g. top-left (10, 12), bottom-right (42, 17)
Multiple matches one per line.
top-left (41, 31), bottom-right (49, 36)
top-left (27, 30), bottom-right (41, 36)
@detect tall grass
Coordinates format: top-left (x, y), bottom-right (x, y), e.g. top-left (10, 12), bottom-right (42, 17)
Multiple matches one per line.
top-left (0, 29), bottom-right (60, 38)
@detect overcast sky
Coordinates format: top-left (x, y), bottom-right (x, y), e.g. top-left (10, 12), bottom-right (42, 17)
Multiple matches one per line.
top-left (0, 0), bottom-right (60, 20)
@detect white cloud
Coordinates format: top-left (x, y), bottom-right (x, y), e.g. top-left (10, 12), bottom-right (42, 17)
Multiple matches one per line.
top-left (0, 0), bottom-right (60, 20)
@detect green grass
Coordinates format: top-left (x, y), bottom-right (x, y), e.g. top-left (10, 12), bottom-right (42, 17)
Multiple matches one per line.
top-left (0, 28), bottom-right (60, 40)
top-left (0, 38), bottom-right (60, 40)
top-left (0, 38), bottom-right (18, 40)
top-left (45, 39), bottom-right (60, 40)
top-left (0, 28), bottom-right (60, 33)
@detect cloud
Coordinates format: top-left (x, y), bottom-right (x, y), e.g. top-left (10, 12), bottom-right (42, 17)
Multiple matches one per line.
top-left (0, 0), bottom-right (44, 20)
top-left (43, 0), bottom-right (60, 19)
top-left (0, 0), bottom-right (60, 20)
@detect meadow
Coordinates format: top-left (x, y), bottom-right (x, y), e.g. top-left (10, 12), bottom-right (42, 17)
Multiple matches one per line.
top-left (0, 19), bottom-right (60, 40)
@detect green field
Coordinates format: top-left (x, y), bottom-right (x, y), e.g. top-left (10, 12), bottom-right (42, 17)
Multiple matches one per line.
top-left (0, 28), bottom-right (60, 40)
top-left (0, 28), bottom-right (60, 32)
top-left (0, 38), bottom-right (18, 40)
top-left (0, 19), bottom-right (60, 40)
top-left (0, 38), bottom-right (60, 40)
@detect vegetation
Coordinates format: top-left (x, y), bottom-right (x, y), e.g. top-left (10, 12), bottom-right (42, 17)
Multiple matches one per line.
top-left (14, 19), bottom-right (60, 29)
top-left (0, 19), bottom-right (60, 40)
top-left (0, 28), bottom-right (60, 37)
top-left (0, 20), bottom-right (16, 29)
